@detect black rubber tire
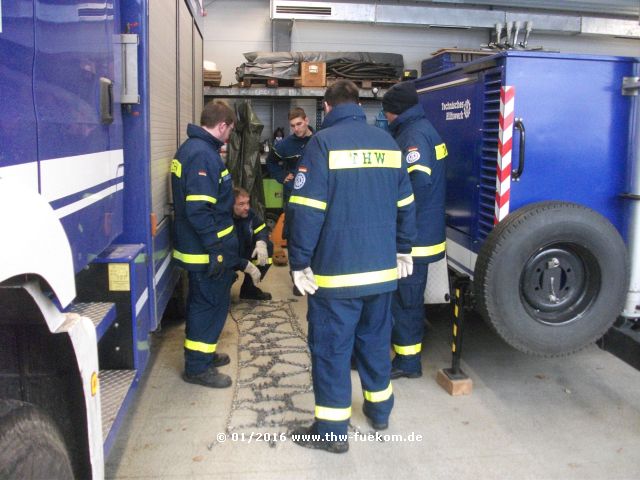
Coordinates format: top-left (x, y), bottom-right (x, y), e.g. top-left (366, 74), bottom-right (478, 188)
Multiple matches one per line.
top-left (0, 399), bottom-right (74, 479)
top-left (474, 201), bottom-right (629, 356)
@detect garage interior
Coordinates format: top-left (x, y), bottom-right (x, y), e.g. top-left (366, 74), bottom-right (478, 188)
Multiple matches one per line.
top-left (106, 0), bottom-right (640, 478)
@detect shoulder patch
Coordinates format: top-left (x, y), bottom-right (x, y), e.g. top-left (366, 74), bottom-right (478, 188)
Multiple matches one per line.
top-left (298, 166), bottom-right (308, 173)
top-left (406, 150), bottom-right (421, 164)
top-left (293, 172), bottom-right (306, 189)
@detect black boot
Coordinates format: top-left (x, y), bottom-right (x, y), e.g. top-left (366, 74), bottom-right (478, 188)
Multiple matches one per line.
top-left (240, 285), bottom-right (272, 301)
top-left (363, 404), bottom-right (389, 431)
top-left (212, 352), bottom-right (230, 367)
top-left (183, 366), bottom-right (232, 388)
top-left (290, 424), bottom-right (349, 453)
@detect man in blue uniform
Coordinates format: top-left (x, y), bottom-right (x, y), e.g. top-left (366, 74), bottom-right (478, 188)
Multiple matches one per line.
top-left (266, 107), bottom-right (313, 209)
top-left (288, 80), bottom-right (417, 453)
top-left (232, 187), bottom-right (273, 301)
top-left (171, 100), bottom-right (262, 389)
top-left (267, 107), bottom-right (314, 295)
top-left (382, 81), bottom-right (448, 379)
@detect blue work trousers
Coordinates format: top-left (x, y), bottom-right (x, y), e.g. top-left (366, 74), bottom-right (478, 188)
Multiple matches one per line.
top-left (308, 292), bottom-right (395, 437)
top-left (184, 269), bottom-right (235, 375)
top-left (391, 263), bottom-right (429, 373)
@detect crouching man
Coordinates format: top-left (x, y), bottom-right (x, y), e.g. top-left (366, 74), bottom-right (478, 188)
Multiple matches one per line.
top-left (233, 187), bottom-right (274, 300)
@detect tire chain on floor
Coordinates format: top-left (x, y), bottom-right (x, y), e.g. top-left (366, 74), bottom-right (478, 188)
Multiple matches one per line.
top-left (209, 299), bottom-right (373, 449)
top-left (220, 299), bottom-right (313, 447)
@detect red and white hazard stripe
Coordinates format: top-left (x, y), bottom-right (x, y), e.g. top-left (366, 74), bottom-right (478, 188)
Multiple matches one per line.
top-left (495, 86), bottom-right (515, 224)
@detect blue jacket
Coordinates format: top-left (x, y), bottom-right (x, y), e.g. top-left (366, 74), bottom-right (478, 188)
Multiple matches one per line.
top-left (171, 124), bottom-right (240, 272)
top-left (266, 131), bottom-right (313, 198)
top-left (389, 104), bottom-right (447, 264)
top-left (288, 103), bottom-right (417, 299)
top-left (233, 209), bottom-right (269, 268)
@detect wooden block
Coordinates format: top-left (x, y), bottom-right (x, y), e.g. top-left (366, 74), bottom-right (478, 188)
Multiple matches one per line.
top-left (436, 369), bottom-right (473, 396)
top-left (300, 61), bottom-right (326, 87)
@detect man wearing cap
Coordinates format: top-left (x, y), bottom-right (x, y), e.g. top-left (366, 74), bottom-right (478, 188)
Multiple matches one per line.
top-left (382, 81), bottom-right (448, 379)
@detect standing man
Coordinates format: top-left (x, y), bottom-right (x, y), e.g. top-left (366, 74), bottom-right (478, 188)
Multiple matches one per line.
top-left (171, 100), bottom-right (262, 389)
top-left (382, 81), bottom-right (448, 379)
top-left (266, 107), bottom-right (313, 234)
top-left (287, 80), bottom-right (417, 453)
top-left (233, 187), bottom-right (274, 301)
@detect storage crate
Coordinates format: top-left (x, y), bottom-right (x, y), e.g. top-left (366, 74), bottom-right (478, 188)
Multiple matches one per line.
top-left (300, 61), bottom-right (326, 87)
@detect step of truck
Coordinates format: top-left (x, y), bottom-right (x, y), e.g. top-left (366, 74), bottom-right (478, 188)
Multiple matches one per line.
top-left (67, 302), bottom-right (116, 340)
top-left (100, 369), bottom-right (137, 453)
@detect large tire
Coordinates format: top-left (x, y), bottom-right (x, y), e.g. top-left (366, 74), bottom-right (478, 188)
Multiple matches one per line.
top-left (0, 399), bottom-right (74, 479)
top-left (474, 201), bottom-right (629, 356)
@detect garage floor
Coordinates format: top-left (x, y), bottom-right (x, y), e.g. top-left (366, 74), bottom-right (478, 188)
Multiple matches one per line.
top-left (106, 263), bottom-right (640, 480)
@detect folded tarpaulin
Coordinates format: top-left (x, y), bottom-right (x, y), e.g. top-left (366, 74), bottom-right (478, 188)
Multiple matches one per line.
top-left (236, 51), bottom-right (404, 81)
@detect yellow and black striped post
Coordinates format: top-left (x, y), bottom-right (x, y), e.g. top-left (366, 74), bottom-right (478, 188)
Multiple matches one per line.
top-left (444, 278), bottom-right (471, 379)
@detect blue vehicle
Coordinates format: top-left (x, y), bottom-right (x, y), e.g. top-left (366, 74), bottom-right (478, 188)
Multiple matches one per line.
top-left (416, 51), bottom-right (640, 356)
top-left (0, 1), bottom-right (203, 477)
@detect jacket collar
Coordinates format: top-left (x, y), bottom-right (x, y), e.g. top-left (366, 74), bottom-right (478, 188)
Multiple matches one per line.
top-left (322, 103), bottom-right (366, 129)
top-left (187, 123), bottom-right (224, 150)
top-left (388, 104), bottom-right (425, 136)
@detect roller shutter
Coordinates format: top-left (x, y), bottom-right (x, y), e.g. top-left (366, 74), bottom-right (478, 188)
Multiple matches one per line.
top-left (149, 0), bottom-right (177, 221)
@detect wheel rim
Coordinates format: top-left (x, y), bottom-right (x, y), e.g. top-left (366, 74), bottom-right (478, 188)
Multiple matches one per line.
top-left (520, 244), bottom-right (600, 325)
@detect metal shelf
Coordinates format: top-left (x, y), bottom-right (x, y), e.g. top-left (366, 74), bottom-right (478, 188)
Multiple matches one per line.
top-left (204, 86), bottom-right (387, 100)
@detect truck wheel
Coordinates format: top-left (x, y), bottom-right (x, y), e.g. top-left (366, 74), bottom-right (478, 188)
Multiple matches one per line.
top-left (0, 399), bottom-right (74, 479)
top-left (474, 201), bottom-right (629, 356)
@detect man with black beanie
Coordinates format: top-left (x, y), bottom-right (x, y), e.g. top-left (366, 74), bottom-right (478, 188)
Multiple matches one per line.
top-left (382, 81), bottom-right (449, 379)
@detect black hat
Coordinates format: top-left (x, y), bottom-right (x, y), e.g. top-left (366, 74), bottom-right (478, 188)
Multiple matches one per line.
top-left (382, 81), bottom-right (418, 114)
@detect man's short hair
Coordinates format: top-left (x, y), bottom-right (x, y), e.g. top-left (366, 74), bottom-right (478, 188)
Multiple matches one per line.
top-left (233, 186), bottom-right (250, 199)
top-left (288, 107), bottom-right (307, 121)
top-left (201, 100), bottom-right (236, 128)
top-left (324, 80), bottom-right (359, 107)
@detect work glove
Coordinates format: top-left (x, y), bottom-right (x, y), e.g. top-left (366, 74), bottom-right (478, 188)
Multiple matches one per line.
top-left (396, 253), bottom-right (413, 279)
top-left (207, 253), bottom-right (225, 279)
top-left (292, 267), bottom-right (319, 296)
top-left (244, 262), bottom-right (262, 286)
top-left (251, 240), bottom-right (269, 266)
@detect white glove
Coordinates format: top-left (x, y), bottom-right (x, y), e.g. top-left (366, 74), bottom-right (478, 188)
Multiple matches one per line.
top-left (251, 240), bottom-right (269, 266)
top-left (292, 267), bottom-right (319, 296)
top-left (244, 262), bottom-right (261, 286)
top-left (396, 253), bottom-right (413, 279)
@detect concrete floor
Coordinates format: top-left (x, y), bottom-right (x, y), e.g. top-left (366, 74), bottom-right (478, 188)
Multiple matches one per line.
top-left (106, 263), bottom-right (640, 480)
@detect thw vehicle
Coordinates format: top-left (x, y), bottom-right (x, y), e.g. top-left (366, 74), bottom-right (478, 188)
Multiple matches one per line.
top-left (0, 0), bottom-right (204, 478)
top-left (416, 51), bottom-right (640, 356)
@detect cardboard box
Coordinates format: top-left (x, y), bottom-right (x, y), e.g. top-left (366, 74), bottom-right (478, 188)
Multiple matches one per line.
top-left (300, 61), bottom-right (326, 87)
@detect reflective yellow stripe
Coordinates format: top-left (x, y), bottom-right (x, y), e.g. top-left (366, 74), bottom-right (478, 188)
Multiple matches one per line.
top-left (253, 223), bottom-right (266, 235)
top-left (407, 164), bottom-right (432, 175)
top-left (217, 225), bottom-right (234, 238)
top-left (289, 195), bottom-right (327, 211)
top-left (329, 150), bottom-right (401, 169)
top-left (411, 241), bottom-right (446, 258)
top-left (171, 159), bottom-right (182, 177)
top-left (315, 405), bottom-right (352, 421)
top-left (435, 143), bottom-right (448, 160)
top-left (393, 343), bottom-right (422, 355)
top-left (363, 383), bottom-right (393, 403)
top-left (186, 194), bottom-right (217, 204)
top-left (184, 339), bottom-right (217, 353)
top-left (173, 250), bottom-right (209, 264)
top-left (397, 194), bottom-right (415, 208)
top-left (315, 267), bottom-right (397, 289)
top-left (220, 169), bottom-right (229, 177)
top-left (251, 258), bottom-right (273, 265)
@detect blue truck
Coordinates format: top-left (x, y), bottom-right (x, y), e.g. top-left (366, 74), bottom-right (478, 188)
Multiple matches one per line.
top-left (416, 51), bottom-right (640, 356)
top-left (0, 1), bottom-right (204, 477)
